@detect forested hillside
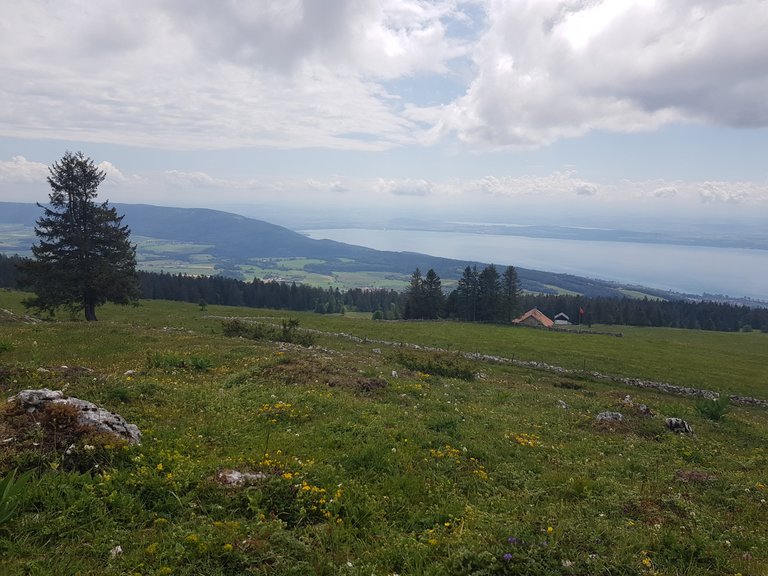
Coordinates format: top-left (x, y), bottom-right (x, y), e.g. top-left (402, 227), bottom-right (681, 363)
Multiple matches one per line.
top-left (2, 254), bottom-right (766, 331)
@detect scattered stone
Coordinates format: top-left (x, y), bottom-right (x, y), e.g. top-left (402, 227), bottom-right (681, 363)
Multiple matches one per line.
top-left (372, 348), bottom-right (381, 354)
top-left (109, 545), bottom-right (123, 559)
top-left (9, 388), bottom-right (142, 444)
top-left (557, 400), bottom-right (569, 410)
top-left (676, 470), bottom-right (717, 483)
top-left (10, 388), bottom-right (63, 408)
top-left (124, 370), bottom-right (136, 376)
top-left (216, 469), bottom-right (269, 486)
top-left (596, 411), bottom-right (624, 423)
top-left (36, 367), bottom-right (50, 374)
top-left (205, 315), bottom-right (768, 409)
top-left (391, 370), bottom-right (398, 378)
top-left (621, 395), bottom-right (655, 417)
top-left (665, 417), bottom-right (693, 434)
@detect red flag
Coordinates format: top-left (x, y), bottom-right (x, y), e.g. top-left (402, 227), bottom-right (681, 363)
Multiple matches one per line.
top-left (579, 307), bottom-right (585, 316)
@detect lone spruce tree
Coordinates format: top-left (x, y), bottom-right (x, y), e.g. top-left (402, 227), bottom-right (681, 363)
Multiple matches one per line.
top-left (20, 151), bottom-right (139, 321)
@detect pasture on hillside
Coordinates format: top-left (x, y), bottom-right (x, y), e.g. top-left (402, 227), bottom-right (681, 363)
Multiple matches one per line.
top-left (1, 290), bottom-right (767, 575)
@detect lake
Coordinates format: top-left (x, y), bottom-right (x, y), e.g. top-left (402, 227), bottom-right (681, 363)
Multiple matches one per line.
top-left (302, 228), bottom-right (768, 300)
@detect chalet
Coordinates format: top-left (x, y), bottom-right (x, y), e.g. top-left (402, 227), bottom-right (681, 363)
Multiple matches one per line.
top-left (512, 308), bottom-right (554, 328)
top-left (554, 312), bottom-right (571, 325)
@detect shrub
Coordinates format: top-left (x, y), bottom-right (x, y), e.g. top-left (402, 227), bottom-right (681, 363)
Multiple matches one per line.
top-left (146, 352), bottom-right (212, 372)
top-left (393, 349), bottom-right (475, 380)
top-left (695, 396), bottom-right (730, 421)
top-left (0, 340), bottom-right (12, 353)
top-left (221, 319), bottom-right (315, 346)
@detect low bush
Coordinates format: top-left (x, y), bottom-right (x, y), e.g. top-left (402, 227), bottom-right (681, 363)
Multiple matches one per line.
top-left (146, 352), bottom-right (212, 371)
top-left (393, 349), bottom-right (476, 380)
top-left (695, 396), bottom-right (731, 421)
top-left (221, 319), bottom-right (315, 346)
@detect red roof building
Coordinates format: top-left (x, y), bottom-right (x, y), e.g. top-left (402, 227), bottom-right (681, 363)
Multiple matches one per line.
top-left (512, 308), bottom-right (554, 328)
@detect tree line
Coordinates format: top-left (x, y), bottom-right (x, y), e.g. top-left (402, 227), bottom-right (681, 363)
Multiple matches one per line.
top-left (400, 264), bottom-right (767, 332)
top-left (516, 293), bottom-right (768, 332)
top-left (403, 265), bottom-right (520, 323)
top-left (138, 270), bottom-right (401, 314)
top-left (2, 252), bottom-right (766, 331)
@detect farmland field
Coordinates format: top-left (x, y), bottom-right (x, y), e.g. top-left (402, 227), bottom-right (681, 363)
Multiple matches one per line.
top-left (1, 290), bottom-right (767, 575)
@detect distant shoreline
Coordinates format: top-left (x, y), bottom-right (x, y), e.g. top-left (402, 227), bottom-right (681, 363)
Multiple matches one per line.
top-left (303, 228), bottom-right (768, 301)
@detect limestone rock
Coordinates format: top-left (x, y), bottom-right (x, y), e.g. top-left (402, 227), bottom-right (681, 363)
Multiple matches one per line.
top-left (216, 469), bottom-right (269, 486)
top-left (10, 388), bottom-right (142, 444)
top-left (665, 417), bottom-right (693, 434)
top-left (596, 411), bottom-right (624, 423)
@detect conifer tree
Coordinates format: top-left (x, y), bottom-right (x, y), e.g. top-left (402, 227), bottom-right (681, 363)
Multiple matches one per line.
top-left (477, 264), bottom-right (502, 322)
top-left (423, 268), bottom-right (445, 319)
top-left (404, 268), bottom-right (425, 319)
top-left (502, 265), bottom-right (520, 322)
top-left (456, 265), bottom-right (479, 321)
top-left (19, 151), bottom-right (139, 321)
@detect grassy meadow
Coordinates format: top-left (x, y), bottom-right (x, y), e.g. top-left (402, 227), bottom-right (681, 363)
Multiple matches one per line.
top-left (1, 290), bottom-right (767, 575)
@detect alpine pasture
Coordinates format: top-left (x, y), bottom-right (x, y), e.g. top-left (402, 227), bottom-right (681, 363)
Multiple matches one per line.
top-left (1, 290), bottom-right (766, 575)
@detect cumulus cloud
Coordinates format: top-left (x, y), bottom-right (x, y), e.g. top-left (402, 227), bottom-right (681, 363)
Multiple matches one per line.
top-left (466, 172), bottom-right (605, 198)
top-left (97, 161), bottom-right (129, 183)
top-left (0, 0), bottom-right (469, 151)
top-left (377, 178), bottom-right (436, 196)
top-left (435, 0), bottom-right (768, 148)
top-left (697, 182), bottom-right (750, 204)
top-left (652, 186), bottom-right (678, 198)
top-left (0, 156), bottom-right (49, 182)
top-left (574, 183), bottom-right (598, 197)
top-left (3, 1), bottom-right (765, 152)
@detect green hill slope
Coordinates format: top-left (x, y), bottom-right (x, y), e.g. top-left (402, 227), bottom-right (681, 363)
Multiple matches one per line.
top-left (1, 293), bottom-right (766, 575)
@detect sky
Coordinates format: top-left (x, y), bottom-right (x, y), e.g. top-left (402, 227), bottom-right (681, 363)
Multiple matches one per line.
top-left (1, 0), bottom-right (768, 232)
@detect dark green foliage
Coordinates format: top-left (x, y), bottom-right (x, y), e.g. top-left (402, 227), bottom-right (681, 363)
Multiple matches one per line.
top-left (393, 349), bottom-right (476, 380)
top-left (18, 152), bottom-right (139, 321)
top-left (0, 341), bottom-right (12, 353)
top-left (477, 264), bottom-right (502, 322)
top-left (696, 396), bottom-right (731, 421)
top-left (455, 265), bottom-right (479, 321)
top-left (0, 468), bottom-right (33, 525)
top-left (137, 270), bottom-right (402, 314)
top-left (502, 265), bottom-right (520, 322)
top-left (404, 268), bottom-right (445, 319)
top-left (0, 254), bottom-right (23, 289)
top-left (146, 352), bottom-right (212, 371)
top-left (221, 318), bottom-right (315, 346)
top-left (450, 264), bottom-right (513, 324)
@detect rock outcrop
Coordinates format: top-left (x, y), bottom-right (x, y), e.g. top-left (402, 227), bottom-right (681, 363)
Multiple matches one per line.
top-left (9, 388), bottom-right (141, 444)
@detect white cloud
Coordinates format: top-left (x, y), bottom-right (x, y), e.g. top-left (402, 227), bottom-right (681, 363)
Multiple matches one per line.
top-left (435, 0), bottom-right (768, 148)
top-left (377, 178), bottom-right (436, 196)
top-left (97, 161), bottom-right (128, 183)
top-left (0, 0), bottom-right (468, 151)
top-left (0, 0), bottom-right (767, 155)
top-left (0, 156), bottom-right (49, 182)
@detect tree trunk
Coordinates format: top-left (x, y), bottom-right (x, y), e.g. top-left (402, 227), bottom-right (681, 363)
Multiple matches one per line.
top-left (84, 299), bottom-right (98, 321)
